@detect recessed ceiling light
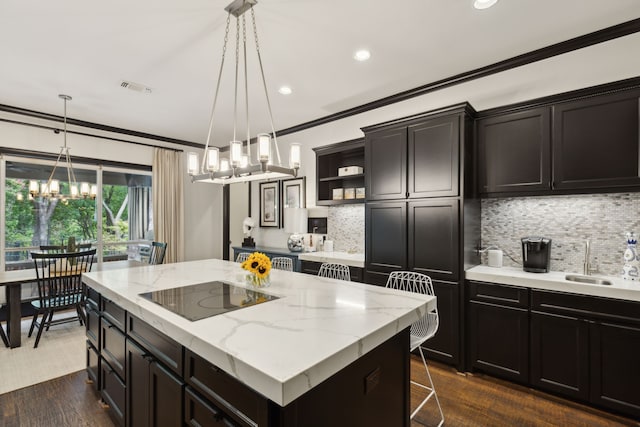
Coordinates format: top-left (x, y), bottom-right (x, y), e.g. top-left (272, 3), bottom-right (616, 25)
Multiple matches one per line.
top-left (474, 0), bottom-right (498, 9)
top-left (354, 49), bottom-right (371, 62)
top-left (278, 86), bottom-right (292, 95)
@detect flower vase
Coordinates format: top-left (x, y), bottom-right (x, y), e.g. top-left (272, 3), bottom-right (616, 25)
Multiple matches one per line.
top-left (246, 273), bottom-right (271, 288)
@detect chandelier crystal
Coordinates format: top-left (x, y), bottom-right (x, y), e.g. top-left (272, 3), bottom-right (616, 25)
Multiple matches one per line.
top-left (187, 0), bottom-right (301, 185)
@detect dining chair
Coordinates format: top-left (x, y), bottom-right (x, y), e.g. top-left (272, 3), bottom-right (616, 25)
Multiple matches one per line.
top-left (271, 257), bottom-right (293, 271)
top-left (0, 292), bottom-right (8, 347)
top-left (236, 252), bottom-right (250, 263)
top-left (148, 241), bottom-right (167, 265)
top-left (385, 271), bottom-right (444, 425)
top-left (317, 262), bottom-right (351, 281)
top-left (29, 249), bottom-right (96, 348)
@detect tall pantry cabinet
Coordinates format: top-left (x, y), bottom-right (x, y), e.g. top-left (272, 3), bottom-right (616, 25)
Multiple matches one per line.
top-left (362, 103), bottom-right (480, 369)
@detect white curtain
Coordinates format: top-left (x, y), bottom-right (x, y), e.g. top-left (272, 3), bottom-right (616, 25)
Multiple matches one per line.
top-left (152, 148), bottom-right (184, 263)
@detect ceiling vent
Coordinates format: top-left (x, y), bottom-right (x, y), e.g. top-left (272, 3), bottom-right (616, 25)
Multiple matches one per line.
top-left (120, 80), bottom-right (152, 94)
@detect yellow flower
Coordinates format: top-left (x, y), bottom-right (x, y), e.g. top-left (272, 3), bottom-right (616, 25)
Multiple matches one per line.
top-left (241, 252), bottom-right (271, 279)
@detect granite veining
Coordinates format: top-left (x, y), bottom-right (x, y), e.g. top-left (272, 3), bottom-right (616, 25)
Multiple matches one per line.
top-left (82, 259), bottom-right (434, 406)
top-left (481, 192), bottom-right (640, 276)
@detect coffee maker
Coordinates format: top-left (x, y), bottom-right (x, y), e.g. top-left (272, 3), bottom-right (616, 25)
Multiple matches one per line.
top-left (521, 237), bottom-right (552, 273)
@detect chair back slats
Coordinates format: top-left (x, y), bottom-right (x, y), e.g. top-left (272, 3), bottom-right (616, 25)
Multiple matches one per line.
top-left (148, 241), bottom-right (167, 265)
top-left (317, 262), bottom-right (351, 281)
top-left (385, 271), bottom-right (438, 348)
top-left (236, 252), bottom-right (250, 263)
top-left (271, 257), bottom-right (293, 271)
top-left (31, 249), bottom-right (96, 310)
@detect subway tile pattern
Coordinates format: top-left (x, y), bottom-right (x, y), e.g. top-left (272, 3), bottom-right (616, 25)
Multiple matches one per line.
top-left (481, 193), bottom-right (640, 276)
top-left (328, 204), bottom-right (365, 253)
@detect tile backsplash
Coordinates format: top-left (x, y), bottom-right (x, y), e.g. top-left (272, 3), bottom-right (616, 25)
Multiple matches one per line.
top-left (481, 192), bottom-right (640, 276)
top-left (327, 204), bottom-right (365, 253)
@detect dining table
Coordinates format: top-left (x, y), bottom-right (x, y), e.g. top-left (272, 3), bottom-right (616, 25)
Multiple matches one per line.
top-left (0, 259), bottom-right (145, 348)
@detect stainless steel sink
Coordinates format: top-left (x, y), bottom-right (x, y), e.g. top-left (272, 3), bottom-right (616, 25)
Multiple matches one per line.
top-left (565, 274), bottom-right (612, 286)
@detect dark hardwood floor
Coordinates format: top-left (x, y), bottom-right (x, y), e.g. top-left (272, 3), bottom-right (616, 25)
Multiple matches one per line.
top-left (0, 357), bottom-right (637, 426)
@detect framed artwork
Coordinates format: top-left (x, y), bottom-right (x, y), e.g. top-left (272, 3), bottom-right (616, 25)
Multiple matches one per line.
top-left (282, 177), bottom-right (306, 209)
top-left (259, 181), bottom-right (280, 228)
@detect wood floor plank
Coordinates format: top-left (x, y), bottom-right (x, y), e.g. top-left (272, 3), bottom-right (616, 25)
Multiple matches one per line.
top-left (0, 357), bottom-right (638, 426)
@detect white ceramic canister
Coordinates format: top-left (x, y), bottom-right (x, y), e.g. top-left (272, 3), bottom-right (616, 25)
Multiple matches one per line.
top-left (488, 249), bottom-right (503, 268)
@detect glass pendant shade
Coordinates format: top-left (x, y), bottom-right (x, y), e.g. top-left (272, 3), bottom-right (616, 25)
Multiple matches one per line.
top-left (29, 180), bottom-right (39, 195)
top-left (240, 154), bottom-right (249, 168)
top-left (258, 134), bottom-right (271, 163)
top-left (207, 148), bottom-right (220, 172)
top-left (220, 158), bottom-right (230, 172)
top-left (49, 179), bottom-right (60, 195)
top-left (40, 183), bottom-right (49, 197)
top-left (230, 141), bottom-right (242, 167)
top-left (187, 152), bottom-right (199, 175)
top-left (90, 184), bottom-right (98, 198)
top-left (80, 182), bottom-right (90, 197)
top-left (289, 143), bottom-right (301, 169)
top-left (70, 184), bottom-right (79, 198)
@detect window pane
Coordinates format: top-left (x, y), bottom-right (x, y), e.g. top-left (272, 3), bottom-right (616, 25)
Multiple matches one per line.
top-left (5, 161), bottom-right (97, 270)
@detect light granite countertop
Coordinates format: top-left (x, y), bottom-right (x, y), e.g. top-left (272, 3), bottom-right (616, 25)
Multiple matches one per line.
top-left (82, 258), bottom-right (434, 406)
top-left (297, 251), bottom-right (365, 268)
top-left (466, 265), bottom-right (640, 302)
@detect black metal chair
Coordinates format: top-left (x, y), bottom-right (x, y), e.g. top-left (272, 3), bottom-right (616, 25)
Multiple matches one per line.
top-left (29, 249), bottom-right (96, 348)
top-left (148, 241), bottom-right (167, 265)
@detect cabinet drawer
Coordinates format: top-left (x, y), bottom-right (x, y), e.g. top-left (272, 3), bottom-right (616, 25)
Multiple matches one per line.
top-left (185, 387), bottom-right (246, 427)
top-left (86, 287), bottom-right (100, 308)
top-left (101, 298), bottom-right (126, 331)
top-left (185, 349), bottom-right (268, 427)
top-left (531, 290), bottom-right (640, 324)
top-left (86, 303), bottom-right (100, 349)
top-left (101, 317), bottom-right (126, 381)
top-left (101, 357), bottom-right (126, 427)
top-left (127, 314), bottom-right (183, 377)
top-left (86, 341), bottom-right (100, 391)
top-left (469, 281), bottom-right (528, 308)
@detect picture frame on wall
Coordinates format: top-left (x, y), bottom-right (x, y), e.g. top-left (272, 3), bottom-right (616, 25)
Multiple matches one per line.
top-left (259, 181), bottom-right (280, 228)
top-left (282, 177), bottom-right (306, 209)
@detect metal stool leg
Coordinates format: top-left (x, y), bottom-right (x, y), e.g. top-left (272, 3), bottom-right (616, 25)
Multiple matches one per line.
top-left (410, 346), bottom-right (445, 426)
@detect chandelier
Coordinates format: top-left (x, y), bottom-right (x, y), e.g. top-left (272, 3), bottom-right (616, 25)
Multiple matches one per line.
top-left (187, 0), bottom-right (301, 185)
top-left (28, 95), bottom-right (97, 200)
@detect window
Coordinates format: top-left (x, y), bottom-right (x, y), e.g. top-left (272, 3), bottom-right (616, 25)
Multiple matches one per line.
top-left (2, 157), bottom-right (152, 271)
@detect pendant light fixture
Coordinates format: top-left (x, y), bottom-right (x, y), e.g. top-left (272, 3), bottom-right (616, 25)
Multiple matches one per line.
top-left (187, 0), bottom-right (301, 185)
top-left (28, 95), bottom-right (97, 200)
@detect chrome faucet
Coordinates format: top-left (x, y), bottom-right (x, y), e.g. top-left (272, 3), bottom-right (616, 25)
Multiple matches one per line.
top-left (584, 239), bottom-right (591, 275)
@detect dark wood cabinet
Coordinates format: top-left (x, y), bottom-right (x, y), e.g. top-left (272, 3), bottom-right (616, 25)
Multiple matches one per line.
top-left (408, 115), bottom-right (459, 198)
top-left (477, 107), bottom-right (551, 194)
top-left (467, 281), bottom-right (529, 383)
top-left (530, 311), bottom-right (590, 399)
top-left (364, 201), bottom-right (407, 285)
top-left (408, 199), bottom-right (459, 282)
top-left (590, 321), bottom-right (640, 417)
top-left (422, 280), bottom-right (459, 366)
top-left (477, 86), bottom-right (640, 195)
top-left (552, 89), bottom-right (640, 190)
top-left (365, 127), bottom-right (407, 201)
top-left (314, 138), bottom-right (365, 205)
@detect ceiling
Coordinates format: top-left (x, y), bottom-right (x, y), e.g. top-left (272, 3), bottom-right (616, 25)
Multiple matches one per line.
top-left (1, 0), bottom-right (639, 148)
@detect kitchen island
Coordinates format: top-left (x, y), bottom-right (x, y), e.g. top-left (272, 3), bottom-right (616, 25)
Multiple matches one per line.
top-left (82, 259), bottom-right (436, 426)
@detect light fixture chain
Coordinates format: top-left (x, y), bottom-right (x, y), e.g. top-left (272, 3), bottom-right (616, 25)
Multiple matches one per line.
top-left (233, 15), bottom-right (240, 143)
top-left (242, 12), bottom-right (252, 164)
top-left (201, 13), bottom-right (232, 174)
top-left (251, 7), bottom-right (282, 166)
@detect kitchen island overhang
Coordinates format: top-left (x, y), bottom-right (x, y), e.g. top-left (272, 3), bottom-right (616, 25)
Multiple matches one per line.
top-left (82, 259), bottom-right (436, 408)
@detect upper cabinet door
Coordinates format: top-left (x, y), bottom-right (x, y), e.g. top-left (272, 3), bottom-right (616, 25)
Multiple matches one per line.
top-left (365, 127), bottom-right (407, 200)
top-left (408, 115), bottom-right (460, 198)
top-left (552, 90), bottom-right (640, 190)
top-left (478, 107), bottom-right (551, 194)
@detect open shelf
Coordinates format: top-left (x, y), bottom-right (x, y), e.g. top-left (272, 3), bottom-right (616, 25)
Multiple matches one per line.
top-left (313, 139), bottom-right (365, 205)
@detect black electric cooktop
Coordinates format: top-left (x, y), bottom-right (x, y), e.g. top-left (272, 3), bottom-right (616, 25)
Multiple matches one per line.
top-left (139, 281), bottom-right (278, 321)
